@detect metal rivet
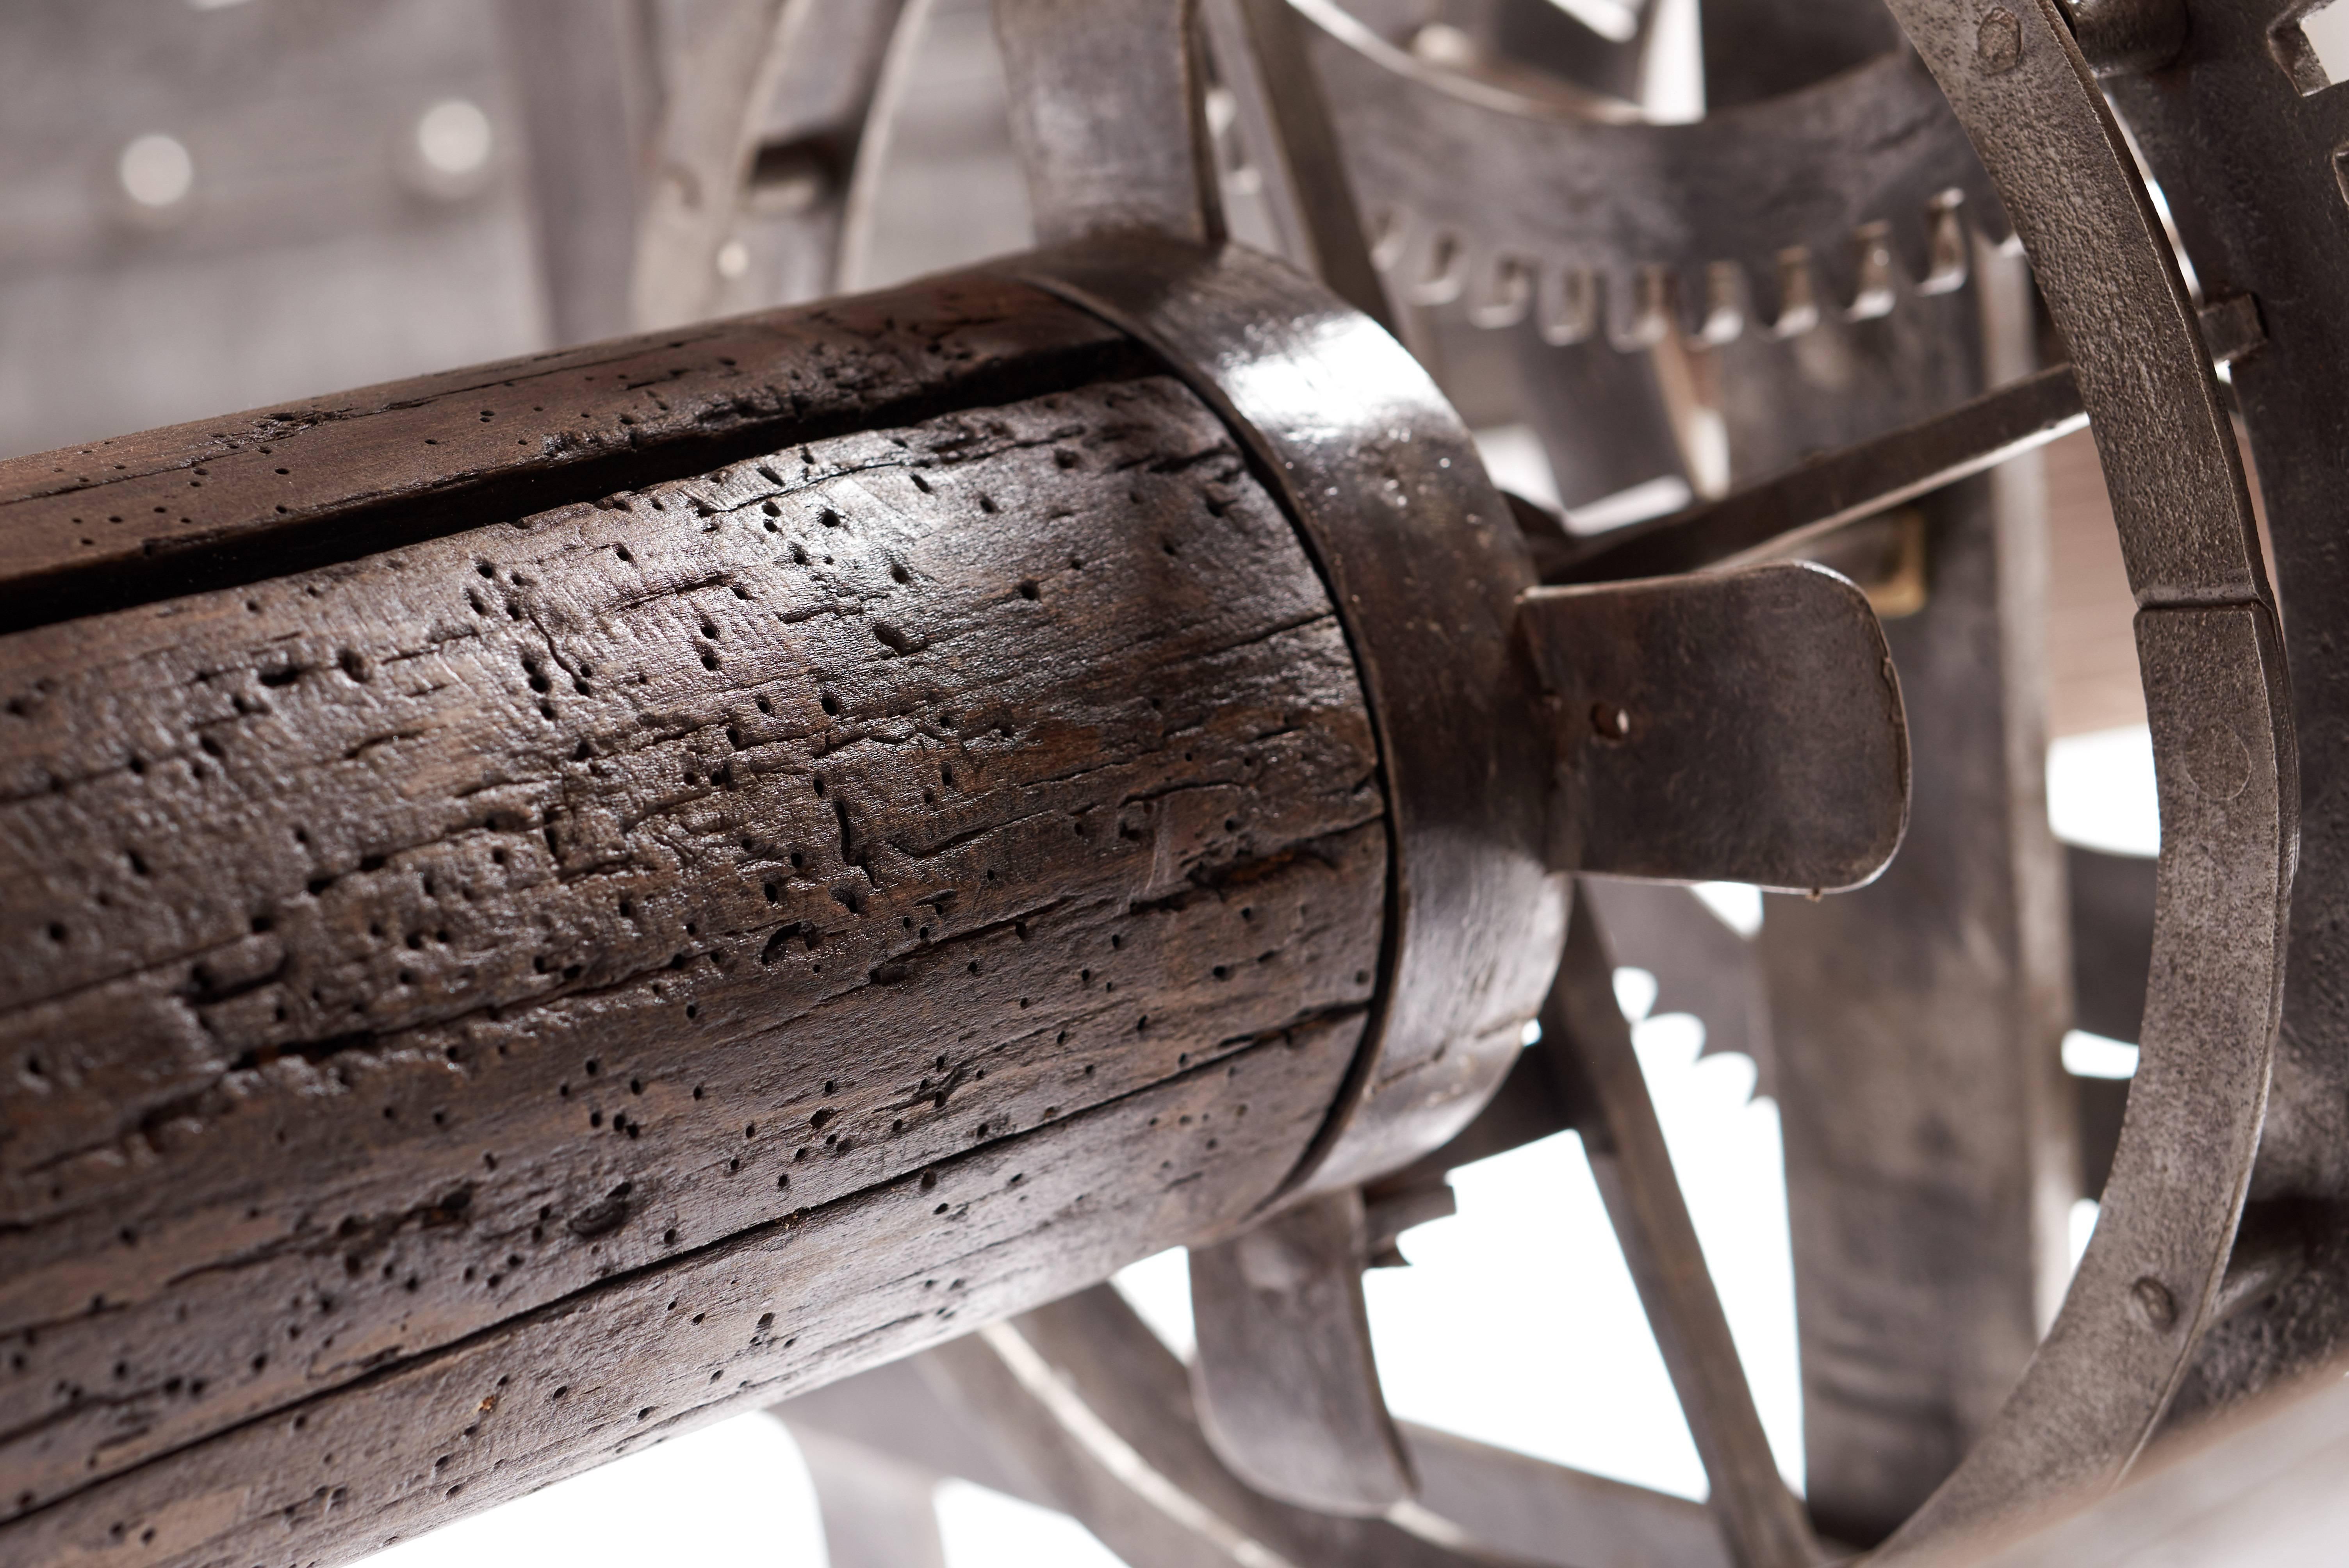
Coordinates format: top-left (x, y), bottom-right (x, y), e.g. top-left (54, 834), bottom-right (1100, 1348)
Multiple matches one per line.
top-left (1978, 7), bottom-right (2025, 74)
top-left (2183, 723), bottom-right (2252, 801)
top-left (2131, 1274), bottom-right (2177, 1331)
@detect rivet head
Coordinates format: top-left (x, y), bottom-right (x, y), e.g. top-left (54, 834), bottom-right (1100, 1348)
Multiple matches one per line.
top-left (1979, 7), bottom-right (2024, 73)
top-left (2183, 723), bottom-right (2253, 801)
top-left (2132, 1274), bottom-right (2178, 1331)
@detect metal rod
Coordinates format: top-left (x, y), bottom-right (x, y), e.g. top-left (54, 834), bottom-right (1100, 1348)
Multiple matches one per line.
top-left (1556, 363), bottom-right (2085, 582)
top-left (1554, 294), bottom-right (2262, 584)
top-left (1542, 892), bottom-right (1821, 1568)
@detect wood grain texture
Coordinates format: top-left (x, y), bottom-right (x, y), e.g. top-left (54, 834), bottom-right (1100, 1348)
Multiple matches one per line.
top-left (0, 339), bottom-right (1387, 1559)
top-left (0, 274), bottom-right (1141, 632)
top-left (11, 1023), bottom-right (1360, 1568)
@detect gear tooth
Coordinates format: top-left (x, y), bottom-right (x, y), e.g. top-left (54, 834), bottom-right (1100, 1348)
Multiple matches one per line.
top-left (1877, 200), bottom-right (1936, 293)
top-left (1367, 203), bottom-right (1413, 274)
top-left (1466, 251), bottom-right (1534, 330)
top-left (1795, 230), bottom-right (1862, 326)
top-left (1874, 189), bottom-right (1963, 296)
top-left (1844, 220), bottom-right (1902, 323)
top-left (1333, 30), bottom-right (2009, 346)
top-left (1401, 224), bottom-right (1469, 306)
top-left (1729, 248), bottom-right (1792, 330)
top-left (1766, 248), bottom-right (1823, 340)
top-left (1609, 264), bottom-right (1677, 353)
top-left (1918, 189), bottom-right (1972, 296)
top-left (2271, 6), bottom-right (2333, 94)
top-left (1695, 260), bottom-right (1749, 347)
top-left (1535, 260), bottom-right (1601, 347)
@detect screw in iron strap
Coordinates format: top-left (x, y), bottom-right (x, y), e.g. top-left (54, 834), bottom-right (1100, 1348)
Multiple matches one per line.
top-left (1979, 7), bottom-right (2025, 73)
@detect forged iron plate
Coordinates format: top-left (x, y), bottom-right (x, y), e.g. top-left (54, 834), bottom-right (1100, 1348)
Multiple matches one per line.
top-left (1297, 0), bottom-right (2005, 340)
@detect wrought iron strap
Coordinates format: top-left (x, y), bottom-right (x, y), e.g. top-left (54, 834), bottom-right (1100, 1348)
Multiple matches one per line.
top-left (1887, 0), bottom-right (2267, 609)
top-left (997, 234), bottom-right (1567, 1202)
top-left (2095, 0), bottom-right (2349, 1419)
top-left (1869, 0), bottom-right (2296, 1554)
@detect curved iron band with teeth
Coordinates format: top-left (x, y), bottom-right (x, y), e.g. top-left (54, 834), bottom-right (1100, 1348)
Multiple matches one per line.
top-left (1296, 2), bottom-right (2003, 349)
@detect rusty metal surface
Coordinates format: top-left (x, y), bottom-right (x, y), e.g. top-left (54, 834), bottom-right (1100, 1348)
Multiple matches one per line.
top-left (2058, 0), bottom-right (2185, 77)
top-left (1402, 1422), bottom-right (1732, 1568)
top-left (628, 0), bottom-right (919, 328)
top-left (1299, 5), bottom-right (2001, 335)
top-left (983, 24), bottom-right (1896, 1539)
top-left (697, 0), bottom-right (916, 314)
top-left (992, 230), bottom-right (1570, 1529)
top-left (18, 0), bottom-right (2349, 1559)
top-left (495, 0), bottom-right (659, 346)
top-left (1558, 364), bottom-right (2085, 582)
top-left (986, 31), bottom-right (1565, 1505)
top-left (786, 1427), bottom-right (951, 1568)
top-left (1649, 194), bottom-right (2071, 1547)
top-left (779, 1358), bottom-right (1048, 1505)
top-left (2068, 845), bottom-right (2155, 1048)
top-left (1758, 473), bottom-right (2074, 1547)
top-left (1611, 135), bottom-right (2070, 1548)
top-left (929, 1288), bottom-right (1481, 1568)
top-left (1197, 0), bottom-right (1395, 329)
top-left (628, 0), bottom-right (804, 329)
top-left (953, 6), bottom-right (2297, 1558)
top-left (1884, 2), bottom-right (2267, 608)
top-left (1585, 879), bottom-right (1774, 1092)
top-left (1908, 1349), bottom-right (2349, 1567)
top-left (1702, 0), bottom-right (1906, 108)
top-left (797, 1297), bottom-right (1742, 1568)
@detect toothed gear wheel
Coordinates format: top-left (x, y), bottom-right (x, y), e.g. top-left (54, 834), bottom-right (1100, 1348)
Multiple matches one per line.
top-left (1302, 2), bottom-right (2006, 347)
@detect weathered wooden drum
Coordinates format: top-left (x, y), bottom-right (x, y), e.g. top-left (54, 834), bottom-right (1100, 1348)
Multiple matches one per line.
top-left (0, 235), bottom-right (1573, 1565)
top-left (0, 231), bottom-right (1912, 1566)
